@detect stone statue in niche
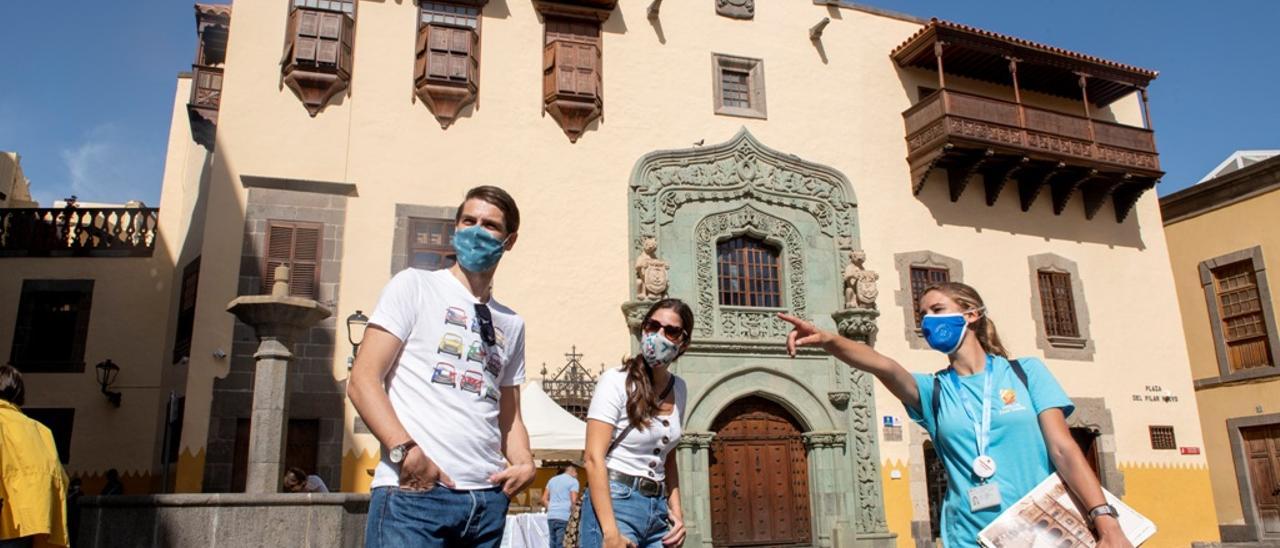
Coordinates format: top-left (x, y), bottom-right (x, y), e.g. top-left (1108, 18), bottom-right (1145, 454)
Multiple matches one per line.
top-left (635, 238), bottom-right (670, 300)
top-left (843, 250), bottom-right (879, 310)
top-left (716, 0), bottom-right (754, 19)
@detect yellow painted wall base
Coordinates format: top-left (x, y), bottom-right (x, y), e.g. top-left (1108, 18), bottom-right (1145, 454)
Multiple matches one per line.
top-left (882, 459), bottom-right (913, 543)
top-left (342, 448), bottom-right (380, 494)
top-left (1120, 463), bottom-right (1220, 546)
top-left (174, 448), bottom-right (206, 493)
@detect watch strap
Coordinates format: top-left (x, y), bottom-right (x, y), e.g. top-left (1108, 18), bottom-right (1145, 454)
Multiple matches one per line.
top-left (392, 440), bottom-right (418, 462)
top-left (1087, 503), bottom-right (1118, 525)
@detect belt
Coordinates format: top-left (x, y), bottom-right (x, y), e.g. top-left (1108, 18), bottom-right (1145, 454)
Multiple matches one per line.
top-left (608, 469), bottom-right (665, 498)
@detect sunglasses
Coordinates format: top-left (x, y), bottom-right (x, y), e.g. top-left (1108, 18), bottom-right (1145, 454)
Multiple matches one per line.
top-left (642, 319), bottom-right (687, 343)
top-left (475, 303), bottom-right (496, 346)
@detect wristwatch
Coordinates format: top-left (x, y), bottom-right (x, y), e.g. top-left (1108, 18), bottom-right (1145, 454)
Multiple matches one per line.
top-left (389, 440), bottom-right (418, 464)
top-left (1087, 503), bottom-right (1119, 526)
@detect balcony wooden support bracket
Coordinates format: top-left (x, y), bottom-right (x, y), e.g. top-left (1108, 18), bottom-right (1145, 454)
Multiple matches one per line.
top-left (416, 80), bottom-right (477, 129)
top-left (1050, 168), bottom-right (1096, 216)
top-left (283, 71), bottom-right (349, 117)
top-left (1111, 178), bottom-right (1154, 223)
top-left (981, 156), bottom-right (1028, 207)
top-left (1081, 177), bottom-right (1121, 221)
top-left (947, 149), bottom-right (994, 202)
top-left (1016, 162), bottom-right (1064, 212)
top-left (911, 145), bottom-right (950, 196)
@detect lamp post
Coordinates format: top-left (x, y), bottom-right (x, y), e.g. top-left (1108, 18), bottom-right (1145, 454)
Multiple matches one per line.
top-left (95, 359), bottom-right (122, 407)
top-left (346, 310), bottom-right (368, 368)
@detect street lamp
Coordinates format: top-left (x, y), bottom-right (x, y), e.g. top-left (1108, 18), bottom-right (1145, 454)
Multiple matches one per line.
top-left (95, 359), bottom-right (122, 407)
top-left (346, 310), bottom-right (369, 367)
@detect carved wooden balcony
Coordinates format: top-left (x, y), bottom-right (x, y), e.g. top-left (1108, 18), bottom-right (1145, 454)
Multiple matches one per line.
top-left (188, 65), bottom-right (223, 148)
top-left (904, 89), bottom-right (1162, 222)
top-left (281, 6), bottom-right (355, 117)
top-left (0, 207), bottom-right (159, 258)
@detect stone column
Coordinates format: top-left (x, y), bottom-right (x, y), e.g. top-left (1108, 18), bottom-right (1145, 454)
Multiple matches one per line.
top-left (803, 431), bottom-right (849, 548)
top-left (675, 431), bottom-right (715, 548)
top-left (226, 266), bottom-right (330, 494)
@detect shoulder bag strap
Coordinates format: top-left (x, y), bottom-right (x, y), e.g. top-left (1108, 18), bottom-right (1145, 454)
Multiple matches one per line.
top-left (606, 376), bottom-right (676, 457)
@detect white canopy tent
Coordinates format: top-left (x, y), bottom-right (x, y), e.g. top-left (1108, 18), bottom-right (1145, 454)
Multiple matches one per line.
top-left (520, 379), bottom-right (587, 462)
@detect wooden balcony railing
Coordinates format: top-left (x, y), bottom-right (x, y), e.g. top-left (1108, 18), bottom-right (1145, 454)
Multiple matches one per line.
top-left (905, 89), bottom-right (1161, 175)
top-left (0, 207), bottom-right (159, 258)
top-left (903, 89), bottom-right (1162, 222)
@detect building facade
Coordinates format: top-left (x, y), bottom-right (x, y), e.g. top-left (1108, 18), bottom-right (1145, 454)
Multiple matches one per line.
top-left (1163, 154), bottom-right (1280, 544)
top-left (0, 0), bottom-right (1223, 545)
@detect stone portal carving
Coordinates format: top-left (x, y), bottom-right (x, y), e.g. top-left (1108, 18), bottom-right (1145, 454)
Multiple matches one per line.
top-left (716, 0), bottom-right (754, 19)
top-left (635, 238), bottom-right (670, 301)
top-left (844, 249), bottom-right (879, 310)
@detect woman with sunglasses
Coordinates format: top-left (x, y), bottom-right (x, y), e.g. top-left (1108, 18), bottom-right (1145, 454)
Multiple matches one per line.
top-left (579, 299), bottom-right (693, 548)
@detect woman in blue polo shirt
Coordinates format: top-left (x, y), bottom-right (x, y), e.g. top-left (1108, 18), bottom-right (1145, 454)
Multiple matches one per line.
top-left (779, 282), bottom-right (1130, 548)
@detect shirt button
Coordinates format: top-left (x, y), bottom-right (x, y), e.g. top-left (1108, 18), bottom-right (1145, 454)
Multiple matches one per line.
top-left (661, 419), bottom-right (670, 427)
top-left (647, 471), bottom-right (655, 478)
top-left (661, 437), bottom-right (669, 444)
top-left (649, 461), bottom-right (657, 468)
top-left (652, 448), bottom-right (661, 455)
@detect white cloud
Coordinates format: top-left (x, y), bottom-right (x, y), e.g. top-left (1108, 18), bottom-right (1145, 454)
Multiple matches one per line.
top-left (59, 123), bottom-right (160, 206)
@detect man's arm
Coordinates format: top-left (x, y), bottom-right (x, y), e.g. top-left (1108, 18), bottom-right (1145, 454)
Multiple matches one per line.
top-left (347, 325), bottom-right (453, 489)
top-left (490, 386), bottom-right (536, 496)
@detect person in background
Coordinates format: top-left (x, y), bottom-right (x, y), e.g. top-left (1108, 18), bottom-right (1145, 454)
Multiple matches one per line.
top-left (99, 470), bottom-right (123, 496)
top-left (0, 365), bottom-right (70, 548)
top-left (283, 467), bottom-right (330, 493)
top-left (540, 463), bottom-right (580, 548)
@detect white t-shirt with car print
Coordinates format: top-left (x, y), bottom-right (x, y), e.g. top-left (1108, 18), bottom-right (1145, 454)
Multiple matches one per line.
top-left (368, 268), bottom-right (526, 490)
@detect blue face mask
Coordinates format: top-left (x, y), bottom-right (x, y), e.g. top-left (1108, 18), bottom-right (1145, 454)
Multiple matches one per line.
top-left (452, 226), bottom-right (508, 273)
top-left (920, 312), bottom-right (971, 355)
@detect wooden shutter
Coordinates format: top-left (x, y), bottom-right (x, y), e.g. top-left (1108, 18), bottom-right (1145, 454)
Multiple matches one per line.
top-left (262, 221), bottom-right (322, 299)
top-left (173, 257), bottom-right (201, 363)
top-left (544, 17), bottom-right (601, 100)
top-left (316, 12), bottom-right (342, 64)
top-left (1214, 261), bottom-right (1273, 370)
top-left (1038, 270), bottom-right (1079, 338)
top-left (295, 10), bottom-right (320, 63)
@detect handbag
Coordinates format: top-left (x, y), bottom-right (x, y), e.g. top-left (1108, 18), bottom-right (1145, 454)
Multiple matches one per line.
top-left (563, 376), bottom-right (676, 548)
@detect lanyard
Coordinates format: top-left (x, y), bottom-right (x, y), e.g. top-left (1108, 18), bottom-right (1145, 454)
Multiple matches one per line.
top-left (948, 357), bottom-right (995, 458)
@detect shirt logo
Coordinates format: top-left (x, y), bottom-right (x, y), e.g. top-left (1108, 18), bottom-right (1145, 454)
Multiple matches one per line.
top-left (1000, 388), bottom-right (1017, 405)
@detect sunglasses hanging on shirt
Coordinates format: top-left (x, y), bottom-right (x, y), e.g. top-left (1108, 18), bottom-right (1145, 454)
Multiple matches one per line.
top-left (474, 303), bottom-right (496, 346)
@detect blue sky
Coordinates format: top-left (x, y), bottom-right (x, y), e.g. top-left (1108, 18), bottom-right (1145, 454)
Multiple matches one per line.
top-left (0, 1), bottom-right (1275, 206)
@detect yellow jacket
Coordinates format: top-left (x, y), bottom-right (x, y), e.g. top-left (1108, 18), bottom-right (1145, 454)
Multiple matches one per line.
top-left (0, 400), bottom-right (69, 547)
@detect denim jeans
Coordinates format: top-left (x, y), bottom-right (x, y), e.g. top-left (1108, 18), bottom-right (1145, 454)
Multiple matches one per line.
top-left (547, 518), bottom-right (568, 548)
top-left (365, 486), bottom-right (509, 547)
top-left (578, 480), bottom-right (669, 548)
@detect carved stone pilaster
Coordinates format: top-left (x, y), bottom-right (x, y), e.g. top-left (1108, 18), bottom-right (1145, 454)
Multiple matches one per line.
top-left (801, 431), bottom-right (847, 449)
top-left (678, 431), bottom-right (716, 451)
top-left (832, 307), bottom-right (880, 345)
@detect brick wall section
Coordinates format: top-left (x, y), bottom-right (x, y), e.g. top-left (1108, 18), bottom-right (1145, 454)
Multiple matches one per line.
top-left (204, 187), bottom-right (346, 493)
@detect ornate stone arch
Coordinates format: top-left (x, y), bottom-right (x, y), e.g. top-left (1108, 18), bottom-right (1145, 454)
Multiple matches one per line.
top-left (685, 366), bottom-right (838, 433)
top-left (629, 127), bottom-right (860, 263)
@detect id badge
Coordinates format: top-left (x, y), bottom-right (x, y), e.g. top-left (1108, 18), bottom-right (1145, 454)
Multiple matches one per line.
top-left (968, 482), bottom-right (1001, 511)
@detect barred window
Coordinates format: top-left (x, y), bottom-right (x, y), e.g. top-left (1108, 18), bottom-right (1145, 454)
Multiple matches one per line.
top-left (407, 218), bottom-right (455, 271)
top-left (717, 236), bottom-right (781, 308)
top-left (1149, 425), bottom-right (1176, 450)
top-left (720, 69), bottom-right (751, 109)
top-left (1038, 270), bottom-right (1080, 338)
top-left (909, 266), bottom-right (950, 326)
top-left (293, 0), bottom-right (354, 14)
top-left (421, 1), bottom-right (479, 28)
top-left (1212, 261), bottom-right (1273, 371)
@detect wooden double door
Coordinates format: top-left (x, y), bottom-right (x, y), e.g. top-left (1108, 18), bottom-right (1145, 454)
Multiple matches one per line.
top-left (1243, 424), bottom-right (1280, 537)
top-left (709, 397), bottom-right (812, 547)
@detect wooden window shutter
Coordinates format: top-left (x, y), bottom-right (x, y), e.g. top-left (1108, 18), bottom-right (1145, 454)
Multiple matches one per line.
top-left (295, 10), bottom-right (320, 63)
top-left (316, 13), bottom-right (342, 64)
top-left (414, 25), bottom-right (430, 79)
top-left (543, 42), bottom-right (557, 100)
top-left (262, 221), bottom-right (322, 299)
top-left (1038, 271), bottom-right (1079, 338)
top-left (339, 13), bottom-right (354, 74)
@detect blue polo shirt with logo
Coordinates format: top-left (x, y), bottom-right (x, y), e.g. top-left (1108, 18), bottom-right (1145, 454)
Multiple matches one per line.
top-left (907, 355), bottom-right (1075, 548)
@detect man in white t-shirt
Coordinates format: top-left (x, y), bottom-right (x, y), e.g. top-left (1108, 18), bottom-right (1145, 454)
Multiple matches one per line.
top-left (349, 186), bottom-right (535, 548)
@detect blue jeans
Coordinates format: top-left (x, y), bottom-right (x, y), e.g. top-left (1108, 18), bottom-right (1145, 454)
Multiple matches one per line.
top-left (578, 481), bottom-right (669, 548)
top-left (365, 486), bottom-right (509, 547)
top-left (547, 518), bottom-right (567, 548)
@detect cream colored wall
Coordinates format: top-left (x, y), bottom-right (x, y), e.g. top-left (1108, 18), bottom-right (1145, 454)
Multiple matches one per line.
top-left (1164, 185), bottom-right (1280, 527)
top-left (175, 3), bottom-right (1209, 538)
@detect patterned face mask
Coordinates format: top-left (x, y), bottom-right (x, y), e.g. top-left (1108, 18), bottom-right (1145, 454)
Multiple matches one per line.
top-left (641, 331), bottom-right (680, 368)
top-left (452, 226), bottom-right (508, 273)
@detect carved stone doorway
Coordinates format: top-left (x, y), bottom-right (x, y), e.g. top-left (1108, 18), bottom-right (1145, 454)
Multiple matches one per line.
top-left (708, 396), bottom-right (812, 547)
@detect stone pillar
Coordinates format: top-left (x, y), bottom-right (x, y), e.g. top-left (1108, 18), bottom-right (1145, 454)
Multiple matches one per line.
top-left (803, 431), bottom-right (849, 547)
top-left (226, 266), bottom-right (330, 494)
top-left (245, 336), bottom-right (294, 494)
top-left (676, 432), bottom-right (715, 548)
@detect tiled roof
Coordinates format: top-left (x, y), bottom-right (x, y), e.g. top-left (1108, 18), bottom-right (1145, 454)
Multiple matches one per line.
top-left (195, 3), bottom-right (232, 19)
top-left (893, 18), bottom-right (1158, 79)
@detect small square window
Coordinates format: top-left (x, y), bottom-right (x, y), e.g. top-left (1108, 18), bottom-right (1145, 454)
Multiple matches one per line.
top-left (1149, 425), bottom-right (1176, 450)
top-left (712, 54), bottom-right (766, 119)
